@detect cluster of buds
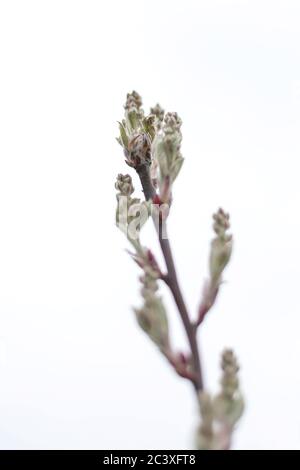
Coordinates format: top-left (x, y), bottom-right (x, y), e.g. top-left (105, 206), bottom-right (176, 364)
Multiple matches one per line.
top-left (151, 112), bottom-right (184, 203)
top-left (213, 349), bottom-right (244, 428)
top-left (124, 90), bottom-right (143, 116)
top-left (115, 173), bottom-right (134, 197)
top-left (197, 208), bottom-right (233, 325)
top-left (196, 349), bottom-right (244, 450)
top-left (210, 208), bottom-right (233, 283)
top-left (150, 103), bottom-right (165, 126)
top-left (117, 91), bottom-right (156, 170)
top-left (117, 92), bottom-right (184, 205)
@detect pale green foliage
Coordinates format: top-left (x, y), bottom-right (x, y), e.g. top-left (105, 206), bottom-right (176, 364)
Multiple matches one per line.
top-left (151, 112), bottom-right (184, 202)
top-left (209, 208), bottom-right (233, 283)
top-left (213, 349), bottom-right (244, 428)
top-left (196, 349), bottom-right (244, 450)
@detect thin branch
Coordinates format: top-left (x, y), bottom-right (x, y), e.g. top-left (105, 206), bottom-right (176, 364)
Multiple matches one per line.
top-left (136, 162), bottom-right (157, 200)
top-left (136, 163), bottom-right (203, 392)
top-left (159, 231), bottom-right (203, 392)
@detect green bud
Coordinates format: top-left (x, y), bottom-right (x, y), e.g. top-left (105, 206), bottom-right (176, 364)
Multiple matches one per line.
top-left (151, 111), bottom-right (184, 202)
top-left (115, 173), bottom-right (134, 196)
top-left (135, 295), bottom-right (169, 351)
top-left (209, 236), bottom-right (233, 282)
top-left (150, 103), bottom-right (165, 122)
top-left (213, 349), bottom-right (244, 428)
top-left (209, 208), bottom-right (232, 282)
top-left (127, 133), bottom-right (152, 168)
top-left (125, 90), bottom-right (143, 112)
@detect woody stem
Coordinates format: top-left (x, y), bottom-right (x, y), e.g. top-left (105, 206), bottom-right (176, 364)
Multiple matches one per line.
top-left (135, 163), bottom-right (203, 393)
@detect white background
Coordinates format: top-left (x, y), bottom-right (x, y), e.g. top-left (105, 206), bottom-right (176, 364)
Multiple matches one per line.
top-left (0, 0), bottom-right (300, 450)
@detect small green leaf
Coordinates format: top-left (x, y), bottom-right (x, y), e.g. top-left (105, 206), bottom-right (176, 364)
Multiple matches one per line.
top-left (118, 121), bottom-right (128, 148)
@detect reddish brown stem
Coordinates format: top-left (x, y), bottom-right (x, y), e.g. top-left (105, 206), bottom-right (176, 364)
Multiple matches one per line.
top-left (136, 163), bottom-right (203, 393)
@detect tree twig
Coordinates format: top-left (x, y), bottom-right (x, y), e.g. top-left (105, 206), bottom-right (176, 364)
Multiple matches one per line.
top-left (136, 163), bottom-right (203, 393)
